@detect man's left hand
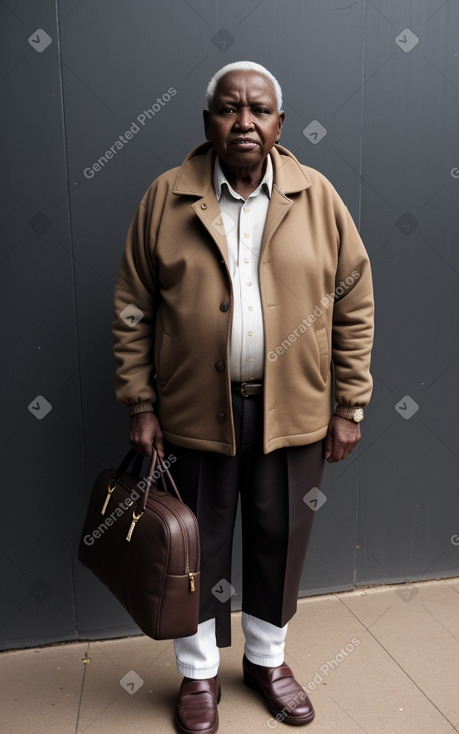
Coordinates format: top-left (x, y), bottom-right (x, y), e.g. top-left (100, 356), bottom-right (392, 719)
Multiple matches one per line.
top-left (324, 415), bottom-right (361, 463)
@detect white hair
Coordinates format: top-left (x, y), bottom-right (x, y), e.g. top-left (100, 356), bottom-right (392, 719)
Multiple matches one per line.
top-left (206, 61), bottom-right (283, 111)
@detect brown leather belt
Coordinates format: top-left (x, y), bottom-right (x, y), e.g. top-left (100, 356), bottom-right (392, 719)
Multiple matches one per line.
top-left (231, 381), bottom-right (263, 397)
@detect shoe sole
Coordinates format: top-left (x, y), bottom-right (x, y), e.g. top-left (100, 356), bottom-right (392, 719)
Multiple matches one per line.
top-left (174, 716), bottom-right (219, 734)
top-left (243, 670), bottom-right (315, 725)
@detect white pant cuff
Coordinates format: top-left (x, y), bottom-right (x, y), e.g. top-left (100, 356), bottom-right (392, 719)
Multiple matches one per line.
top-left (176, 662), bottom-right (220, 679)
top-left (244, 647), bottom-right (285, 668)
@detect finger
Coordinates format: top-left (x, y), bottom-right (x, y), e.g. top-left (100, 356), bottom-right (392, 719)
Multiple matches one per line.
top-left (129, 431), bottom-right (151, 456)
top-left (327, 451), bottom-right (340, 463)
top-left (153, 433), bottom-right (165, 458)
top-left (142, 440), bottom-right (154, 456)
top-left (332, 444), bottom-right (355, 463)
top-left (128, 431), bottom-right (140, 451)
top-left (133, 440), bottom-right (150, 457)
top-left (141, 426), bottom-right (159, 456)
top-left (326, 443), bottom-right (338, 463)
top-left (328, 441), bottom-right (346, 463)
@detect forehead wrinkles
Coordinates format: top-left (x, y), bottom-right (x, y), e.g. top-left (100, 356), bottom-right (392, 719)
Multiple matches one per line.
top-left (215, 73), bottom-right (276, 106)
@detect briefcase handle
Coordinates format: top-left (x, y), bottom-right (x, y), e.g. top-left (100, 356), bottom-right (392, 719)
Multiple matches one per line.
top-left (111, 448), bottom-right (178, 493)
top-left (146, 449), bottom-right (182, 501)
top-left (155, 453), bottom-right (181, 501)
top-left (111, 449), bottom-right (145, 483)
top-left (113, 448), bottom-right (182, 513)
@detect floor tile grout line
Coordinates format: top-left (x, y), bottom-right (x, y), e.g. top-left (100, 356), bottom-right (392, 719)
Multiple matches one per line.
top-left (330, 694), bottom-right (370, 733)
top-left (74, 642), bottom-right (90, 733)
top-left (421, 602), bottom-right (459, 643)
top-left (336, 594), bottom-right (459, 729)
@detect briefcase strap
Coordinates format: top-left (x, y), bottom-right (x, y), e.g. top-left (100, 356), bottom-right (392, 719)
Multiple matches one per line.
top-left (117, 448), bottom-right (183, 516)
top-left (157, 455), bottom-right (181, 499)
top-left (112, 449), bottom-right (145, 483)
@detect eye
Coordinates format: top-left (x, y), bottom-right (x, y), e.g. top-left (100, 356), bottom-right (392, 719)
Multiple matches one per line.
top-left (221, 106), bottom-right (236, 114)
top-left (254, 107), bottom-right (270, 114)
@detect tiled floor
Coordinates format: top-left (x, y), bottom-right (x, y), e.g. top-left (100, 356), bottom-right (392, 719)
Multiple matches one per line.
top-left (2, 578), bottom-right (459, 734)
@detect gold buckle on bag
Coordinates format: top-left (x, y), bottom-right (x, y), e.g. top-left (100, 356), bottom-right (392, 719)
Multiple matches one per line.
top-left (126, 510), bottom-right (144, 543)
top-left (101, 480), bottom-right (118, 516)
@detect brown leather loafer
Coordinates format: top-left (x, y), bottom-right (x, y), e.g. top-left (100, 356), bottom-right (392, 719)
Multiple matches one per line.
top-left (175, 675), bottom-right (221, 734)
top-left (243, 656), bottom-right (314, 725)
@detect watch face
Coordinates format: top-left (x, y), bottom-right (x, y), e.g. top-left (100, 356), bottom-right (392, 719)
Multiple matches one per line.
top-left (354, 408), bottom-right (364, 423)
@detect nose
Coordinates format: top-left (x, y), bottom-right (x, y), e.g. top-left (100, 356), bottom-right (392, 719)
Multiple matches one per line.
top-left (235, 107), bottom-right (254, 131)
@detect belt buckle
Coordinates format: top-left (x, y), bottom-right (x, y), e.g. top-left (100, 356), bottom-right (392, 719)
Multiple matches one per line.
top-left (240, 382), bottom-right (262, 397)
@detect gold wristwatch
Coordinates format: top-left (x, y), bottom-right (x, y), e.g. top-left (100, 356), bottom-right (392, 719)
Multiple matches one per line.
top-left (335, 405), bottom-right (364, 423)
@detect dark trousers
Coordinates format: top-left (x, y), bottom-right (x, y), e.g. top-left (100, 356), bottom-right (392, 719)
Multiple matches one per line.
top-left (166, 387), bottom-right (325, 647)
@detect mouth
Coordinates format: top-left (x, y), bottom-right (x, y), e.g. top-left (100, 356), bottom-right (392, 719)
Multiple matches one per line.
top-left (230, 138), bottom-right (259, 150)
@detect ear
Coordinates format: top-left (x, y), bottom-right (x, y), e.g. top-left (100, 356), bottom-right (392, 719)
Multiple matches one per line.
top-left (203, 109), bottom-right (210, 140)
top-left (275, 111), bottom-right (285, 143)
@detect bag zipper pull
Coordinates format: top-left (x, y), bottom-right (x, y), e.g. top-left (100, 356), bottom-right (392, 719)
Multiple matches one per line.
top-left (188, 573), bottom-right (195, 592)
top-left (101, 481), bottom-right (117, 515)
top-left (126, 510), bottom-right (144, 542)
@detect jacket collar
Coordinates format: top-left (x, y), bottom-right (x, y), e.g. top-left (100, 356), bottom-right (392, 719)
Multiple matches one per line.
top-left (172, 141), bottom-right (312, 198)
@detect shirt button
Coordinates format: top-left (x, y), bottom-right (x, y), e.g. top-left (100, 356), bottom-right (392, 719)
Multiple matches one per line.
top-left (244, 207), bottom-right (250, 214)
top-left (248, 331), bottom-right (253, 337)
top-left (247, 358), bottom-right (253, 363)
top-left (216, 412), bottom-right (226, 423)
top-left (215, 360), bottom-right (225, 371)
top-left (243, 258), bottom-right (250, 264)
top-left (201, 203), bottom-right (207, 209)
top-left (243, 233), bottom-right (249, 238)
top-left (246, 280), bottom-right (252, 286)
top-left (220, 301), bottom-right (229, 312)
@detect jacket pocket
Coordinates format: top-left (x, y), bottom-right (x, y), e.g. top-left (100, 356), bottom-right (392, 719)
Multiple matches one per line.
top-left (314, 326), bottom-right (329, 383)
top-left (158, 333), bottom-right (173, 387)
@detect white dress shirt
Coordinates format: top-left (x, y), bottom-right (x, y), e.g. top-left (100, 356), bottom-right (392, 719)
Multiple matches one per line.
top-left (213, 155), bottom-right (273, 382)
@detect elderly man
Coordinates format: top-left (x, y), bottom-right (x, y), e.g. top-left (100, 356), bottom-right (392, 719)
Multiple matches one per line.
top-left (113, 61), bottom-right (374, 733)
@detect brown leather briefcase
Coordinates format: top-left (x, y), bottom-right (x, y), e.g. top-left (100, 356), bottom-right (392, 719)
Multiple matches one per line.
top-left (78, 449), bottom-right (200, 640)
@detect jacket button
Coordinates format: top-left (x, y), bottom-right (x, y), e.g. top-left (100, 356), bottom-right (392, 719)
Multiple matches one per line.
top-left (216, 412), bottom-right (226, 423)
top-left (220, 302), bottom-right (229, 312)
top-left (215, 360), bottom-right (225, 371)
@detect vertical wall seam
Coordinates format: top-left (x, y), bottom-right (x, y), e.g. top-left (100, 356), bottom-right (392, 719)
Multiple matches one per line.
top-left (358, 0), bottom-right (367, 231)
top-left (54, 0), bottom-right (86, 640)
top-left (354, 0), bottom-right (368, 587)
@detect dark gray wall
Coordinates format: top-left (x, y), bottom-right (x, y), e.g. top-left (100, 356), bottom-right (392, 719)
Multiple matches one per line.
top-left (1, 0), bottom-right (458, 650)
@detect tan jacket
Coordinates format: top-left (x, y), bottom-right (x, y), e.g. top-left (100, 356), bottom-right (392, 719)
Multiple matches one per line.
top-left (113, 142), bottom-right (374, 455)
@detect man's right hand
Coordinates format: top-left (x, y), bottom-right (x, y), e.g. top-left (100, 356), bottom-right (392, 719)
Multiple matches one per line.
top-left (129, 412), bottom-right (165, 457)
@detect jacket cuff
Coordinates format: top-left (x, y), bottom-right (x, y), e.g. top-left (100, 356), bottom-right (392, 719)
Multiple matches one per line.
top-left (129, 401), bottom-right (154, 416)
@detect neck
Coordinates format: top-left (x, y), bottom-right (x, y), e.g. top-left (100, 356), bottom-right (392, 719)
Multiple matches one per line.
top-left (220, 159), bottom-right (267, 198)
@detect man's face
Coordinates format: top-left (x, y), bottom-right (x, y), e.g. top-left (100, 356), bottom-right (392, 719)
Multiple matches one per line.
top-left (203, 70), bottom-right (285, 173)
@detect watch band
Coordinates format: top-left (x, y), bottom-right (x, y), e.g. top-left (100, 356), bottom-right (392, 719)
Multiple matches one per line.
top-left (335, 405), bottom-right (364, 423)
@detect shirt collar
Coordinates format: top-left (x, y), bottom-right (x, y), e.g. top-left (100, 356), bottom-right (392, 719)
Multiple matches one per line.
top-left (213, 154), bottom-right (273, 202)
